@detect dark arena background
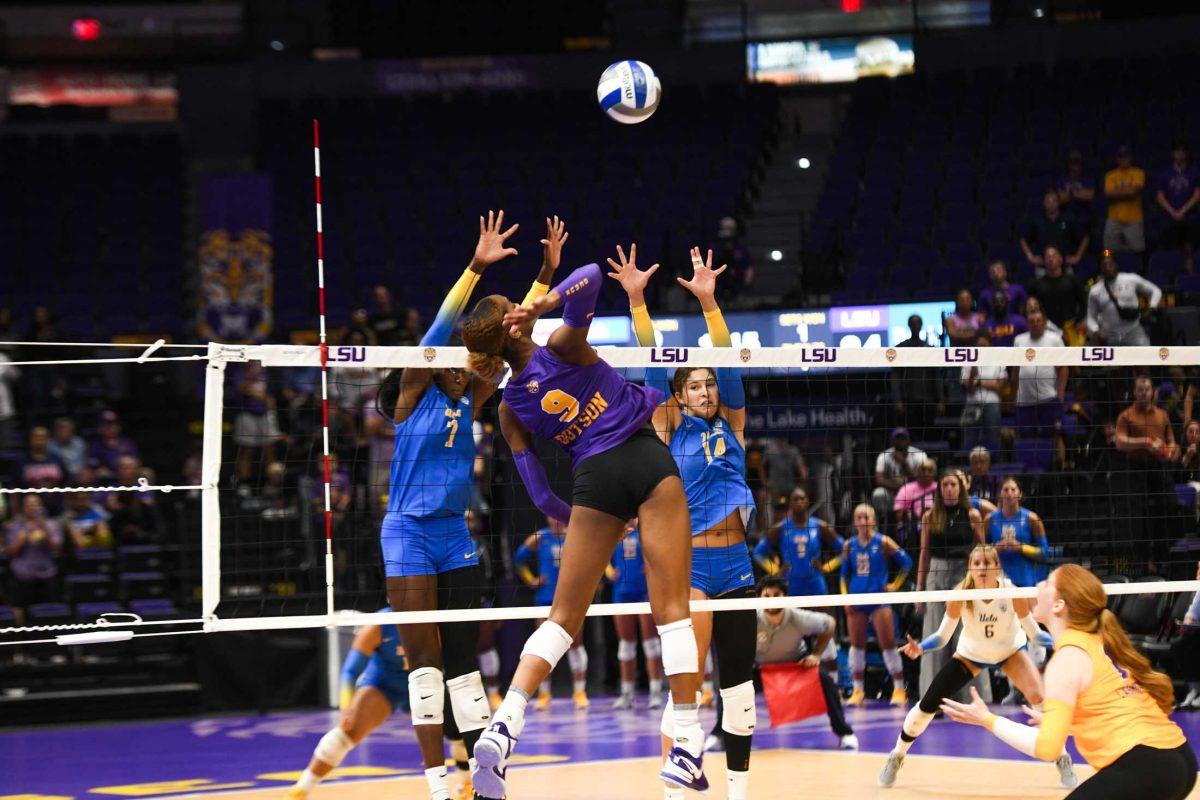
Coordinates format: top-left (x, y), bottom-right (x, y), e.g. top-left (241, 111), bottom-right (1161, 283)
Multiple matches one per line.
top-left (2, 2), bottom-right (1200, 799)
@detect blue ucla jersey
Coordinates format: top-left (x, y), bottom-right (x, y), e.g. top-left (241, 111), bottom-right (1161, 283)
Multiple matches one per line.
top-left (611, 530), bottom-right (647, 600)
top-left (386, 383), bottom-right (474, 520)
top-left (372, 611), bottom-right (408, 676)
top-left (524, 529), bottom-right (566, 606)
top-left (988, 507), bottom-right (1040, 587)
top-left (781, 516), bottom-right (826, 594)
top-left (670, 413), bottom-right (756, 537)
top-left (845, 533), bottom-right (890, 594)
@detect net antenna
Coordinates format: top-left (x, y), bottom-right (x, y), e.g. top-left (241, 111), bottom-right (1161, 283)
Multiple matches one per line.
top-left (313, 118), bottom-right (336, 621)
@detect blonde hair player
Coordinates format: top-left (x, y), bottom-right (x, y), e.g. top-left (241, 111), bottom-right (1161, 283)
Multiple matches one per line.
top-left (943, 564), bottom-right (1195, 799)
top-left (878, 545), bottom-right (1077, 789)
top-left (840, 503), bottom-right (912, 706)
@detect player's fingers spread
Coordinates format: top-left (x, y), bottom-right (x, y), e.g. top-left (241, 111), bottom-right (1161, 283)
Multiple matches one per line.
top-left (488, 209), bottom-right (495, 230)
top-left (706, 249), bottom-right (714, 268)
top-left (646, 263), bottom-right (660, 277)
top-left (713, 264), bottom-right (728, 277)
top-left (630, 242), bottom-right (637, 263)
top-left (606, 258), bottom-right (621, 271)
top-left (502, 224), bottom-right (519, 239)
top-left (616, 244), bottom-right (627, 264)
top-left (479, 216), bottom-right (485, 234)
top-left (496, 209), bottom-right (505, 229)
top-left (560, 231), bottom-right (569, 244)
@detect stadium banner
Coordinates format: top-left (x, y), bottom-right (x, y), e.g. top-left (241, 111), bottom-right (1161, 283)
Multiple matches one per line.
top-left (376, 56), bottom-right (540, 94)
top-left (747, 34), bottom-right (915, 84)
top-left (744, 399), bottom-right (876, 437)
top-left (196, 174), bottom-right (275, 344)
top-left (8, 68), bottom-right (177, 107)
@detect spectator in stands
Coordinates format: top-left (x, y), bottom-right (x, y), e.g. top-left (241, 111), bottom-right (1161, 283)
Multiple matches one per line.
top-left (960, 331), bottom-right (1005, 453)
top-left (87, 410), bottom-right (140, 478)
top-left (48, 417), bottom-right (86, 479)
top-left (981, 288), bottom-right (1027, 348)
top-left (714, 216), bottom-right (754, 304)
top-left (1179, 420), bottom-right (1199, 487)
top-left (1056, 149), bottom-right (1096, 226)
top-left (22, 306), bottom-right (66, 417)
top-left (1103, 145), bottom-right (1146, 254)
top-left (1027, 248), bottom-right (1087, 345)
top-left (0, 348), bottom-right (17, 448)
top-left (5, 494), bottom-right (63, 612)
top-left (1012, 305), bottom-right (1068, 468)
top-left (891, 314), bottom-right (945, 439)
top-left (256, 461), bottom-right (295, 516)
top-left (1086, 253), bottom-right (1162, 346)
top-left (233, 361), bottom-right (283, 482)
top-left (108, 459), bottom-right (163, 545)
top-left (1115, 375), bottom-right (1181, 571)
top-left (979, 261), bottom-right (1027, 317)
top-left (337, 309), bottom-right (378, 347)
top-left (893, 458), bottom-right (939, 539)
top-left (367, 285), bottom-right (406, 346)
top-left (396, 308), bottom-right (423, 346)
top-left (1169, 563), bottom-right (1200, 710)
top-left (745, 440), bottom-right (769, 532)
top-left (61, 491), bottom-right (112, 551)
top-left (968, 446), bottom-right (999, 506)
top-left (362, 381), bottom-right (396, 518)
top-left (20, 426), bottom-right (68, 514)
top-left (945, 289), bottom-right (982, 347)
top-left (764, 437), bottom-right (808, 502)
top-left (1020, 191), bottom-right (1089, 271)
top-left (1155, 143), bottom-right (1200, 269)
top-left (872, 428), bottom-right (927, 527)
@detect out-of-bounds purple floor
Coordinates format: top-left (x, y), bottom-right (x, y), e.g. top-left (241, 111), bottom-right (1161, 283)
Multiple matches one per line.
top-left (4, 697), bottom-right (1200, 798)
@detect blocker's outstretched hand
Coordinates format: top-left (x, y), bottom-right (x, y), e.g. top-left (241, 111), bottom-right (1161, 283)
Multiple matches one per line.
top-left (471, 209), bottom-right (519, 271)
top-left (676, 247), bottom-right (727, 300)
top-left (941, 686), bottom-right (992, 727)
top-left (606, 243), bottom-right (659, 299)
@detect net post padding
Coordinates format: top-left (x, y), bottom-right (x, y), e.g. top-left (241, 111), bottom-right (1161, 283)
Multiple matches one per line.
top-left (201, 346), bottom-right (227, 619)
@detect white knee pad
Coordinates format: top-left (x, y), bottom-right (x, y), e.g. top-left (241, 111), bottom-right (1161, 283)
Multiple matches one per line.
top-left (567, 645), bottom-right (588, 674)
top-left (660, 695), bottom-right (674, 738)
top-left (408, 667), bottom-right (445, 726)
top-left (521, 620), bottom-right (573, 669)
top-left (446, 671), bottom-right (489, 734)
top-left (849, 646), bottom-right (865, 675)
top-left (314, 728), bottom-right (354, 766)
top-left (882, 648), bottom-right (903, 677)
top-left (720, 681), bottom-right (757, 738)
top-left (617, 639), bottom-right (638, 663)
top-left (902, 705), bottom-right (934, 740)
top-left (478, 648), bottom-right (500, 679)
top-left (642, 637), bottom-right (662, 660)
top-left (656, 619), bottom-right (699, 676)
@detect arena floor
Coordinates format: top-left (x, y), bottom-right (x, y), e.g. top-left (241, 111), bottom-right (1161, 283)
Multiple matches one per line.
top-left (5, 697), bottom-right (1200, 799)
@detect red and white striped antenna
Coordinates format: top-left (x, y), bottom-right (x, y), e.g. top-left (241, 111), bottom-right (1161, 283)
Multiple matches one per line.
top-left (312, 119), bottom-right (335, 617)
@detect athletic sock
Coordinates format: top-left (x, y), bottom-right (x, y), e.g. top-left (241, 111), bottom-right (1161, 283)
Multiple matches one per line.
top-left (496, 689), bottom-right (529, 738)
top-left (727, 769), bottom-right (749, 800)
top-left (621, 680), bottom-right (635, 696)
top-left (672, 702), bottom-right (703, 758)
top-left (424, 766), bottom-right (450, 800)
top-left (650, 679), bottom-right (664, 695)
top-left (296, 770), bottom-right (318, 792)
top-left (539, 678), bottom-right (551, 696)
top-left (853, 678), bottom-right (864, 692)
top-left (573, 679), bottom-right (586, 694)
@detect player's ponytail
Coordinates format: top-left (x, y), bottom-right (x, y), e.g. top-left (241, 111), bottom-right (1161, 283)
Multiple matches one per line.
top-left (462, 296), bottom-right (509, 382)
top-left (1056, 563), bottom-right (1176, 714)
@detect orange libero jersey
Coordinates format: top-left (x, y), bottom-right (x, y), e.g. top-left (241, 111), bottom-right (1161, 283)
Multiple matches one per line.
top-left (1058, 629), bottom-right (1185, 768)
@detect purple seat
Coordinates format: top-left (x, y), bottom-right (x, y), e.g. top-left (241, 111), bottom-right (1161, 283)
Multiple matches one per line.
top-left (1014, 438), bottom-right (1055, 473)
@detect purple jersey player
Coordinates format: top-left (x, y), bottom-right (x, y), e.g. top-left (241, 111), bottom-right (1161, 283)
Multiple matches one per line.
top-left (462, 233), bottom-right (708, 797)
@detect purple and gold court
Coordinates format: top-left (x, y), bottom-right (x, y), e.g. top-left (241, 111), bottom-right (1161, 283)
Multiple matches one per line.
top-left (5, 696), bottom-right (1200, 799)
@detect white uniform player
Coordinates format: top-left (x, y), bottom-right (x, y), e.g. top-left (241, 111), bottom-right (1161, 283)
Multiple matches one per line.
top-left (878, 545), bottom-right (1077, 790)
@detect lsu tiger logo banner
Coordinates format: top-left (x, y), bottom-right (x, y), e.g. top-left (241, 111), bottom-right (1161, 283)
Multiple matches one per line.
top-left (197, 174), bottom-right (274, 343)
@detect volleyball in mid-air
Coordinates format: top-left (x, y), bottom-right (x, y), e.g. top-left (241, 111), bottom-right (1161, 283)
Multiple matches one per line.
top-left (596, 60), bottom-right (661, 124)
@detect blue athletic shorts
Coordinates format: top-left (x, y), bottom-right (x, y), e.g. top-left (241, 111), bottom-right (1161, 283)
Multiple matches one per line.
top-left (380, 514), bottom-right (478, 578)
top-left (850, 604), bottom-right (890, 616)
top-left (358, 660), bottom-right (409, 713)
top-left (691, 542), bottom-right (755, 597)
top-left (788, 574), bottom-right (829, 597)
top-left (614, 586), bottom-right (649, 604)
top-left (962, 644), bottom-right (1027, 670)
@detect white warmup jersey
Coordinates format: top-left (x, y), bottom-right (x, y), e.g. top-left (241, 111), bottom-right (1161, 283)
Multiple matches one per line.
top-left (955, 581), bottom-right (1027, 665)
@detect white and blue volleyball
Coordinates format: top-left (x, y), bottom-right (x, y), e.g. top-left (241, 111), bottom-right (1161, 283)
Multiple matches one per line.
top-left (596, 60), bottom-right (661, 124)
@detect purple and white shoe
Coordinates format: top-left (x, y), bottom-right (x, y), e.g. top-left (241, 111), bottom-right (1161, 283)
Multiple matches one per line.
top-left (472, 721), bottom-right (517, 799)
top-left (660, 746), bottom-right (708, 793)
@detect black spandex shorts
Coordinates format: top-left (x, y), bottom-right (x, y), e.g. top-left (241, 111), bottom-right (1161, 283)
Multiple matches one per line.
top-left (572, 425), bottom-right (679, 521)
top-left (1067, 742), bottom-right (1197, 800)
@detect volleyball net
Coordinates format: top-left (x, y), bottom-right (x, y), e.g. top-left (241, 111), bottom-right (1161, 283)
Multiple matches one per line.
top-left (1, 342), bottom-right (1199, 646)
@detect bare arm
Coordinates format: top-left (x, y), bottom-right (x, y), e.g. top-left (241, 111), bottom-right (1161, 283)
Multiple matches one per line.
top-left (350, 624), bottom-right (383, 657)
top-left (917, 510), bottom-right (932, 590)
top-left (969, 507), bottom-right (985, 544)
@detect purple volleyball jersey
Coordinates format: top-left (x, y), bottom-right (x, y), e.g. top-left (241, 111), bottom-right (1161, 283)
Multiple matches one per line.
top-left (502, 347), bottom-right (662, 467)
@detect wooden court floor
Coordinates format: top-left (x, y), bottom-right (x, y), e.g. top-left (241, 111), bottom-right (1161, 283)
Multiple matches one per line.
top-left (172, 749), bottom-right (1200, 800)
